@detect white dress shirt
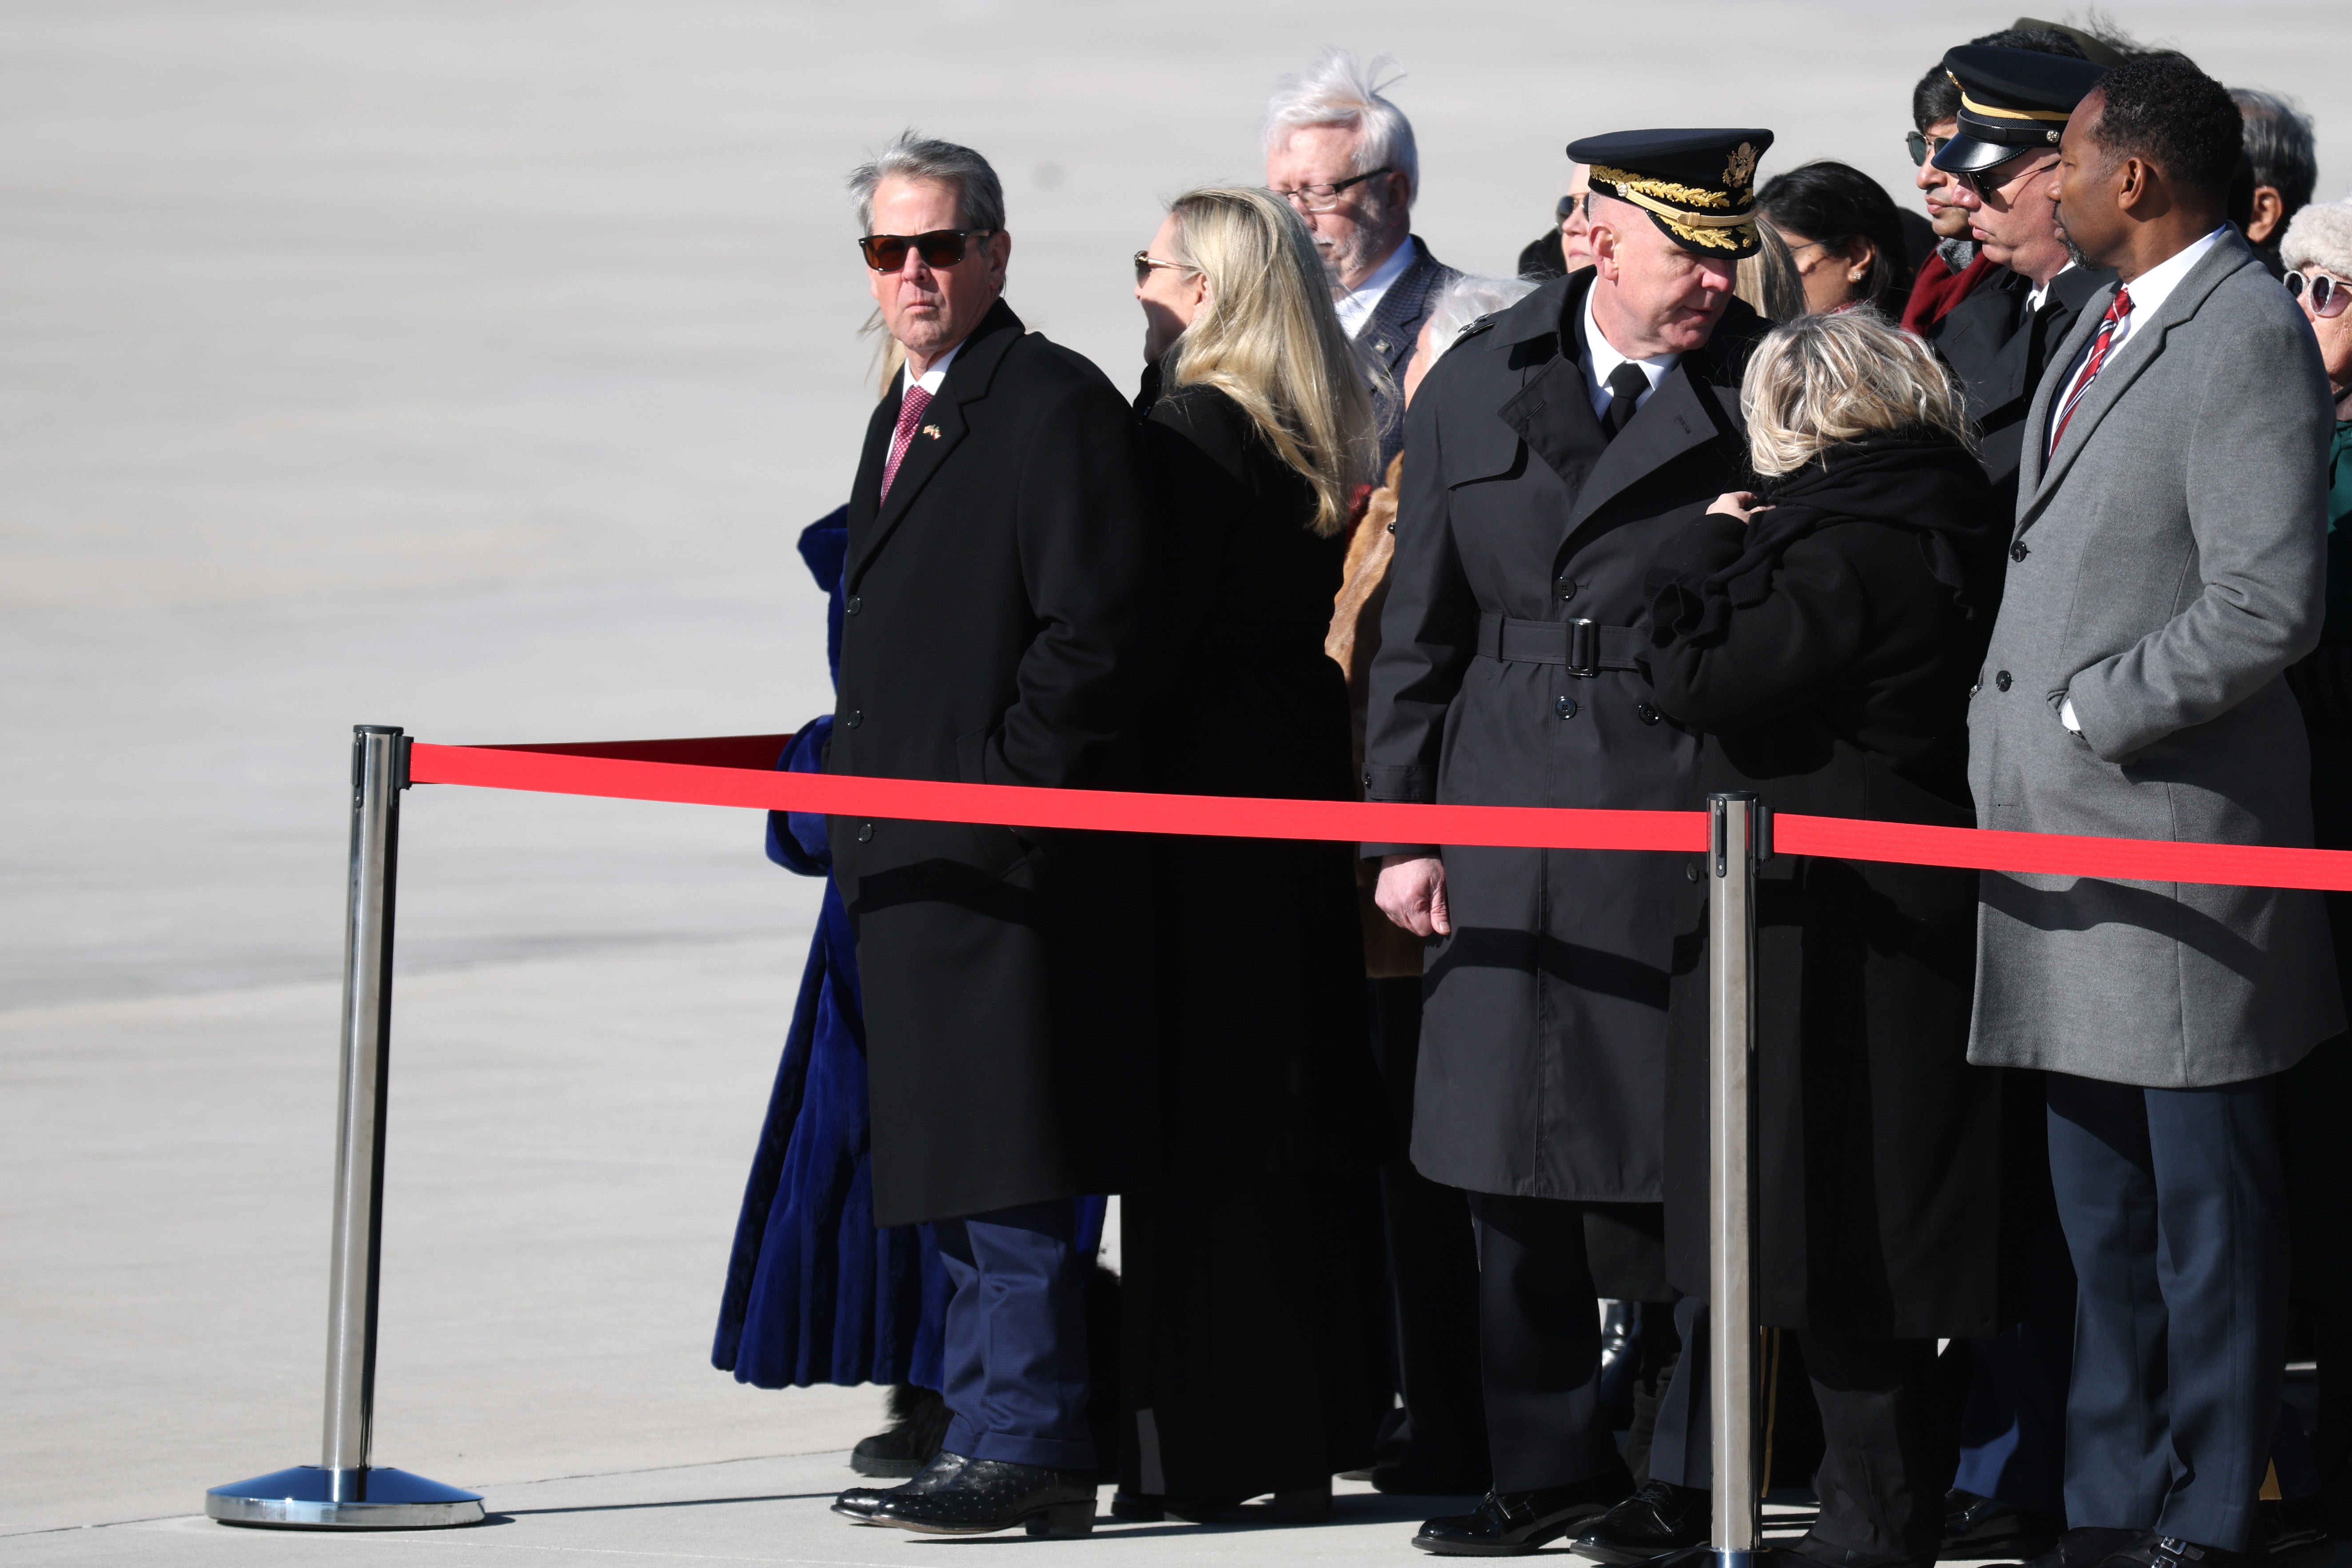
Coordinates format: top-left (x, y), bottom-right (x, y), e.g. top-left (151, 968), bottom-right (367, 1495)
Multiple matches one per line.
top-left (1334, 236), bottom-right (1417, 338)
top-left (2023, 259), bottom-right (2074, 316)
top-left (900, 338), bottom-right (963, 398)
top-left (1580, 285), bottom-right (1682, 419)
top-left (2053, 226), bottom-right (2231, 736)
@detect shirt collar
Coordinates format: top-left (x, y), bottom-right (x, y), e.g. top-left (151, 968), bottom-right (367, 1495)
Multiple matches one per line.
top-left (2116, 224), bottom-right (2231, 323)
top-left (1580, 284), bottom-right (1681, 402)
top-left (1336, 236), bottom-right (1416, 314)
top-left (2024, 259), bottom-right (2074, 316)
top-left (901, 338), bottom-right (964, 398)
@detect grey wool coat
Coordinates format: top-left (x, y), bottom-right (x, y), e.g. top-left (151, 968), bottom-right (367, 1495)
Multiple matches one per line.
top-left (1968, 230), bottom-right (2345, 1087)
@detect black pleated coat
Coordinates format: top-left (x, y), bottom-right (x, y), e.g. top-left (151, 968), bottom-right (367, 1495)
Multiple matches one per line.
top-left (1646, 433), bottom-right (2027, 1337)
top-left (828, 300), bottom-right (1161, 1229)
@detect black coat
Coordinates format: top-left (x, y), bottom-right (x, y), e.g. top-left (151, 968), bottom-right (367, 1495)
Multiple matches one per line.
top-left (1363, 269), bottom-right (1770, 1202)
top-left (1927, 263), bottom-right (2113, 517)
top-left (1136, 372), bottom-right (1387, 1180)
top-left (1646, 433), bottom-right (2021, 1337)
top-left (828, 300), bottom-right (1161, 1229)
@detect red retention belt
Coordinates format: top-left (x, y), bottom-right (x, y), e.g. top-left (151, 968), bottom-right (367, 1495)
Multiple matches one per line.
top-left (407, 735), bottom-right (2352, 894)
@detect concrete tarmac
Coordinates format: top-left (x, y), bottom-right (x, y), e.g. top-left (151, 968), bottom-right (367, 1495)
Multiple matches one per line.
top-left (11, 0), bottom-right (2352, 1560)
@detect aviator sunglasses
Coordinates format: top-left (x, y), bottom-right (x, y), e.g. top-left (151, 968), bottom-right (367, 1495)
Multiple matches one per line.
top-left (859, 228), bottom-right (994, 271)
top-left (2288, 269), bottom-right (2352, 319)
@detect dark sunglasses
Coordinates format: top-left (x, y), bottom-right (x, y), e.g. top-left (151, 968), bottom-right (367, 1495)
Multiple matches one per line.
top-left (2288, 269), bottom-right (2351, 319)
top-left (1556, 192), bottom-right (1590, 222)
top-left (858, 228), bottom-right (993, 272)
top-left (1905, 130), bottom-right (1951, 168)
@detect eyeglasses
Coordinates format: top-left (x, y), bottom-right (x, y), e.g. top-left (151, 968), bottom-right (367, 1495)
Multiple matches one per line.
top-left (1557, 192), bottom-right (1591, 223)
top-left (1272, 167), bottom-right (1394, 212)
top-left (1960, 156), bottom-right (2058, 199)
top-left (1905, 130), bottom-right (1952, 168)
top-left (2288, 269), bottom-right (2352, 319)
top-left (1133, 251), bottom-right (1196, 287)
top-left (857, 229), bottom-right (994, 272)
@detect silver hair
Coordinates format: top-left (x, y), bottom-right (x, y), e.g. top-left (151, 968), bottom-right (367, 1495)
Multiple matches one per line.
top-left (1260, 49), bottom-right (1420, 206)
top-left (2231, 88), bottom-right (2318, 213)
top-left (847, 130), bottom-right (1006, 235)
top-left (1424, 275), bottom-right (1537, 363)
top-left (2283, 200), bottom-right (2352, 282)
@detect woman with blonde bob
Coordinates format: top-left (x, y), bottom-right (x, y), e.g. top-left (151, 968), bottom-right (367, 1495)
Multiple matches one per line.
top-left (1626, 310), bottom-right (2017, 1568)
top-left (1118, 185), bottom-right (1391, 1523)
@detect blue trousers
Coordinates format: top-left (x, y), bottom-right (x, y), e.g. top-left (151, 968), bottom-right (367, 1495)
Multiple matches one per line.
top-left (933, 1198), bottom-right (1096, 1471)
top-left (2045, 1072), bottom-right (2286, 1552)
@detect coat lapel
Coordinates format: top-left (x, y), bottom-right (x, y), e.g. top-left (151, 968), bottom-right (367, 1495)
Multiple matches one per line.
top-left (1565, 359), bottom-right (1722, 533)
top-left (1355, 238), bottom-right (1447, 372)
top-left (2022, 238), bottom-right (2252, 527)
top-left (847, 298), bottom-right (1023, 585)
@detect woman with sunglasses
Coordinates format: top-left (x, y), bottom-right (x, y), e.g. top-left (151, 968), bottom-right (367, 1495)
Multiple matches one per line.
top-left (1116, 185), bottom-right (1391, 1524)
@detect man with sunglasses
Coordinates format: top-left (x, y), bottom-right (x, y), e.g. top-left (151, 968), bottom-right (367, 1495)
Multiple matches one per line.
top-left (823, 133), bottom-right (1160, 1540)
top-left (1263, 50), bottom-right (1460, 469)
top-left (1927, 46), bottom-right (2116, 526)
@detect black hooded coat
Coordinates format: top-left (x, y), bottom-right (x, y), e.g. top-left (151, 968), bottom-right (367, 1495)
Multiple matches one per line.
top-left (1645, 432), bottom-right (2031, 1336)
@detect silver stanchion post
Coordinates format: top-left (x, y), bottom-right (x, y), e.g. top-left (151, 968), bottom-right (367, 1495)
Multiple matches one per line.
top-left (1708, 791), bottom-right (1762, 1568)
top-left (207, 726), bottom-right (483, 1529)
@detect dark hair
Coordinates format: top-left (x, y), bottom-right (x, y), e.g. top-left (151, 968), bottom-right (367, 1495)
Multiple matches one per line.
top-left (2231, 88), bottom-right (2317, 215)
top-left (1755, 161), bottom-right (1913, 315)
top-left (1911, 27), bottom-right (2087, 130)
top-left (2087, 53), bottom-right (2243, 203)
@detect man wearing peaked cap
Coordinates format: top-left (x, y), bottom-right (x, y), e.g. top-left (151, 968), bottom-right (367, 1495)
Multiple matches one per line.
top-left (1927, 46), bottom-right (2117, 524)
top-left (1362, 126), bottom-right (1771, 1556)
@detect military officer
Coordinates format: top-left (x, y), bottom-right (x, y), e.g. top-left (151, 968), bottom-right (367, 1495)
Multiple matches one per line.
top-left (1363, 127), bottom-right (1774, 1557)
top-left (1928, 45), bottom-right (2116, 518)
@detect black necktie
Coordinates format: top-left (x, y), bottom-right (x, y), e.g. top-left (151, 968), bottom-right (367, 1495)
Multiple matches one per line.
top-left (1602, 363), bottom-right (1649, 439)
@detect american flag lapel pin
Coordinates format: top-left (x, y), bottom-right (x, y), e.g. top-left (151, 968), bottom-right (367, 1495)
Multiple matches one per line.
top-left (921, 423), bottom-right (942, 439)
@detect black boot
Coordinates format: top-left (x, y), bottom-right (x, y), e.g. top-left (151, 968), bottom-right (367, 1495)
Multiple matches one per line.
top-left (2095, 1533), bottom-right (2269, 1568)
top-left (1942, 1490), bottom-right (2065, 1556)
top-left (1572, 1479), bottom-right (1709, 1563)
top-left (1413, 1462), bottom-right (1634, 1556)
top-left (849, 1384), bottom-right (949, 1478)
top-left (833, 1450), bottom-right (970, 1524)
top-left (869, 1456), bottom-right (1098, 1537)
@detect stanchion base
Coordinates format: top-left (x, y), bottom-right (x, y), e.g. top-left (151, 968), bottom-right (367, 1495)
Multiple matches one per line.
top-left (206, 1466), bottom-right (484, 1529)
top-left (1644, 1548), bottom-right (1768, 1568)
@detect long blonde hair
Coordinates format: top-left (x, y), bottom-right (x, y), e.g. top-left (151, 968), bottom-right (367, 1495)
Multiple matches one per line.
top-left (1163, 186), bottom-right (1379, 536)
top-left (1740, 309), bottom-right (1974, 476)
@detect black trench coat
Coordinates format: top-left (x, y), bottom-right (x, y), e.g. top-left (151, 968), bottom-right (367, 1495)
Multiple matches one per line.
top-left (828, 300), bottom-right (1162, 1229)
top-left (1363, 270), bottom-right (1769, 1203)
top-left (1646, 433), bottom-right (2024, 1337)
top-left (1926, 263), bottom-right (2111, 518)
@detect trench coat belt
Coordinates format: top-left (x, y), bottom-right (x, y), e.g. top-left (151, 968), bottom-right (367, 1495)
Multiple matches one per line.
top-left (1477, 611), bottom-right (1645, 677)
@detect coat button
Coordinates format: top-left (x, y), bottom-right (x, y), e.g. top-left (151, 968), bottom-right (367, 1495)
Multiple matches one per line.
top-left (856, 822), bottom-right (874, 843)
top-left (1636, 701), bottom-right (1662, 725)
top-left (1995, 671), bottom-right (2012, 692)
top-left (845, 595), bottom-right (863, 615)
top-left (1556, 575), bottom-right (1577, 602)
top-left (844, 709), bottom-right (863, 728)
top-left (1555, 695), bottom-right (1578, 719)
top-left (1686, 860), bottom-right (1702, 882)
top-left (2009, 541), bottom-right (2029, 563)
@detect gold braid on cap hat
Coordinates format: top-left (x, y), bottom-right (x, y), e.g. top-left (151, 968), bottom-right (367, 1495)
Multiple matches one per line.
top-left (1587, 164), bottom-right (1756, 251)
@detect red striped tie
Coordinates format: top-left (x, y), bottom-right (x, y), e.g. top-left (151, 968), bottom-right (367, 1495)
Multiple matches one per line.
top-left (879, 383), bottom-right (934, 501)
top-left (2048, 285), bottom-right (2133, 457)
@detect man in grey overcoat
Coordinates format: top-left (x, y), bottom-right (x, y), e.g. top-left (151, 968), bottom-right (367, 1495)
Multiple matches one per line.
top-left (1967, 55), bottom-right (2343, 1568)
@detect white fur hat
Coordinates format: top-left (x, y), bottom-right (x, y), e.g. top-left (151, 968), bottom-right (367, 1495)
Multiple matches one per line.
top-left (2282, 199), bottom-right (2352, 279)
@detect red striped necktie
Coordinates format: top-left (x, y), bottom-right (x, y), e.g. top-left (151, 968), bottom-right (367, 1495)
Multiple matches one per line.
top-left (2048, 285), bottom-right (2133, 457)
top-left (879, 383), bottom-right (934, 501)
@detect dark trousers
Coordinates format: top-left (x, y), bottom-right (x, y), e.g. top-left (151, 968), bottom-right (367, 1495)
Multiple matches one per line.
top-left (1471, 1191), bottom-right (1620, 1492)
top-left (1371, 978), bottom-right (1490, 1483)
top-left (1953, 1191), bottom-right (2076, 1516)
top-left (1652, 1299), bottom-right (1943, 1558)
top-left (2045, 1071), bottom-right (2287, 1552)
top-left (934, 1198), bottom-right (1095, 1471)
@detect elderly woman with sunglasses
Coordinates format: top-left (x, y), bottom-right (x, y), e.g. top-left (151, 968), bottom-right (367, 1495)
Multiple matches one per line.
top-left (1115, 186), bottom-right (1393, 1525)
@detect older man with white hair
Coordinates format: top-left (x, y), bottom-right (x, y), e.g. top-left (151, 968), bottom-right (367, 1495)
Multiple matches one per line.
top-left (1264, 49), bottom-right (1460, 468)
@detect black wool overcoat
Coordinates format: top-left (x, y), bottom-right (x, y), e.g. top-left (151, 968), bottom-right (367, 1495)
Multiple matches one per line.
top-left (1363, 270), bottom-right (1770, 1203)
top-left (1927, 263), bottom-right (2112, 519)
top-left (828, 299), bottom-right (1162, 1229)
top-left (1646, 433), bottom-right (2028, 1337)
top-left (1136, 371), bottom-right (1388, 1179)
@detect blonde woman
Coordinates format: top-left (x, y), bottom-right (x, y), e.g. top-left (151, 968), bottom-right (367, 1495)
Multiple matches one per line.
top-left (1119, 185), bottom-right (1389, 1524)
top-left (1599, 309), bottom-right (2013, 1568)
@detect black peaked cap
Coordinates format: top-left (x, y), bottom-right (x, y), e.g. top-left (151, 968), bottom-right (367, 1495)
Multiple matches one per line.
top-left (1567, 128), bottom-right (1775, 259)
top-left (1931, 45), bottom-right (2110, 173)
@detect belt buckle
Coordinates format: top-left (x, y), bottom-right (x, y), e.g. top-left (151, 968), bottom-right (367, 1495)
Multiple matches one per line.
top-left (1564, 618), bottom-right (1599, 677)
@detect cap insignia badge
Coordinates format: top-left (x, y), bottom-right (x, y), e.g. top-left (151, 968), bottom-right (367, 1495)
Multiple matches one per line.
top-left (1723, 142), bottom-right (1758, 191)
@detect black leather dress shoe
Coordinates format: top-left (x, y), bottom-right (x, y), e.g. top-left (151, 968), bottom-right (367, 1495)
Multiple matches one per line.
top-left (1572, 1480), bottom-right (1709, 1564)
top-left (1773, 1535), bottom-right (1933, 1568)
top-left (833, 1450), bottom-right (970, 1524)
top-left (2096, 1532), bottom-right (2264, 1568)
top-left (2017, 1525), bottom-right (2149, 1568)
top-left (1413, 1463), bottom-right (1635, 1556)
top-left (1943, 1490), bottom-right (2066, 1555)
top-left (869, 1456), bottom-right (1097, 1537)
